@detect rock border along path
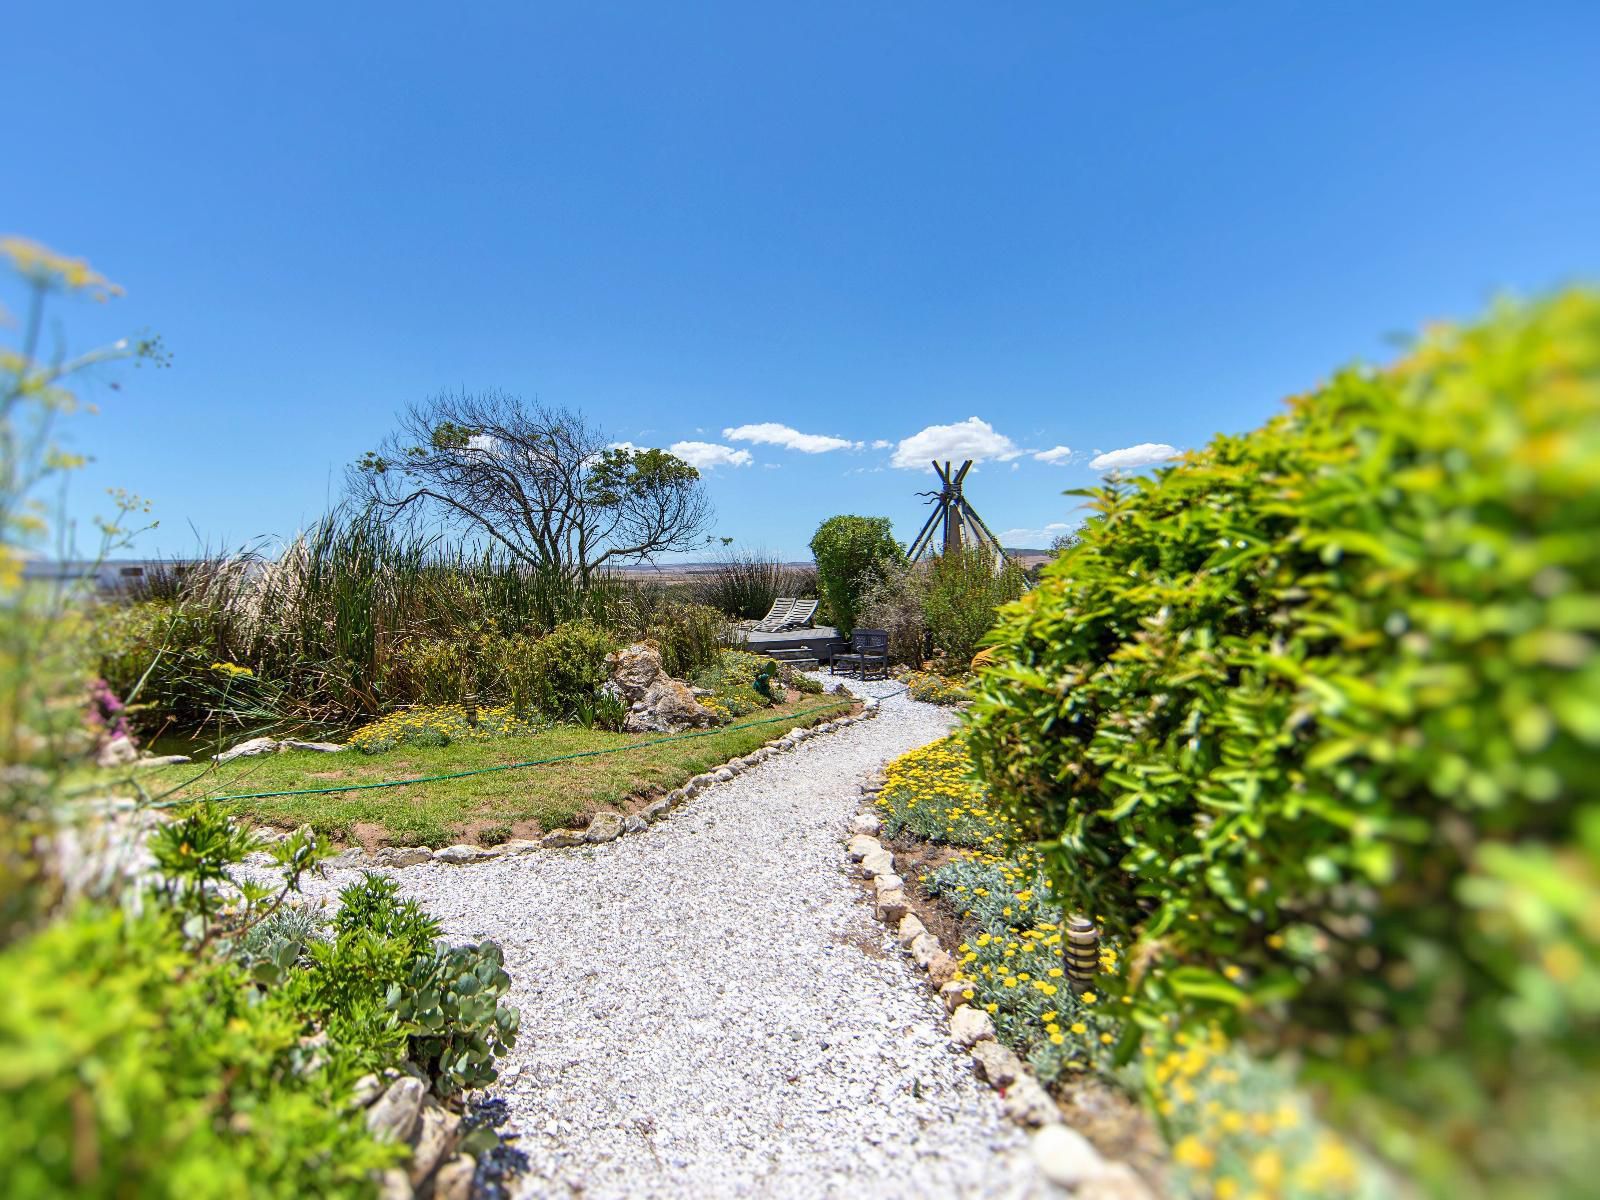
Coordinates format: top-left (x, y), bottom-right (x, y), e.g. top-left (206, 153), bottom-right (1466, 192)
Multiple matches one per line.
top-left (287, 677), bottom-right (1048, 1199)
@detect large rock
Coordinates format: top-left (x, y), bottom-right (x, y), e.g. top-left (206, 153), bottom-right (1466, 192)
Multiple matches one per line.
top-left (366, 1076), bottom-right (426, 1143)
top-left (96, 734), bottom-right (140, 768)
top-left (434, 844), bottom-right (497, 865)
top-left (430, 1155), bottom-right (475, 1200)
top-left (408, 1101), bottom-right (462, 1186)
top-left (280, 739), bottom-right (346, 753)
top-left (213, 736), bottom-right (280, 763)
top-left (584, 812), bottom-right (624, 843)
top-left (949, 1004), bottom-right (996, 1047)
top-left (602, 642), bottom-right (720, 734)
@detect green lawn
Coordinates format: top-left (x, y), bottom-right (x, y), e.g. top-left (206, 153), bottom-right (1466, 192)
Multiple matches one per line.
top-left (116, 693), bottom-right (853, 848)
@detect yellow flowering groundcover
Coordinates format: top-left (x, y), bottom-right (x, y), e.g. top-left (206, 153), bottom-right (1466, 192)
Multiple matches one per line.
top-left (878, 735), bottom-right (1387, 1199)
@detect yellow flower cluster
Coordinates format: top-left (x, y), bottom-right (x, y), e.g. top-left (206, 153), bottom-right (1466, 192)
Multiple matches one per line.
top-left (1, 235), bottom-right (123, 300)
top-left (1154, 1027), bottom-right (1372, 1199)
top-left (348, 704), bottom-right (543, 753)
top-left (903, 670), bottom-right (971, 706)
top-left (877, 734), bottom-right (1015, 849)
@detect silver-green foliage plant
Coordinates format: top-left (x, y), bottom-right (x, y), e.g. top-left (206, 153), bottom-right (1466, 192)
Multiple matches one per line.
top-left (965, 292), bottom-right (1600, 1199)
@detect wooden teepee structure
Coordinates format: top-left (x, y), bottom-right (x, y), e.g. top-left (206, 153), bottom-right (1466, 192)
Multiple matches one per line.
top-left (905, 460), bottom-right (1022, 574)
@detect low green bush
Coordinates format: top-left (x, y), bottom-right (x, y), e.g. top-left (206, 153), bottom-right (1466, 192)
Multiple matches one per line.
top-left (0, 904), bottom-right (401, 1199)
top-left (522, 619), bottom-right (617, 721)
top-left (904, 669), bottom-right (971, 706)
top-left (640, 600), bottom-right (728, 678)
top-left (965, 291), bottom-right (1600, 1198)
top-left (790, 672), bottom-right (824, 695)
top-left (922, 545), bottom-right (1025, 668)
top-left (856, 560), bottom-right (928, 664)
top-left (692, 649), bottom-right (785, 718)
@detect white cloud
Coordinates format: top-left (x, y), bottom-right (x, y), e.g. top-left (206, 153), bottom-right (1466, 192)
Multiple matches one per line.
top-left (996, 521), bottom-right (1075, 547)
top-left (669, 440), bottom-right (753, 469)
top-left (1089, 443), bottom-right (1180, 472)
top-left (607, 440), bottom-right (640, 453)
top-left (722, 422), bottom-right (861, 454)
top-left (871, 439), bottom-right (894, 450)
top-left (1033, 445), bottom-right (1073, 465)
top-left (890, 417), bottom-right (1021, 469)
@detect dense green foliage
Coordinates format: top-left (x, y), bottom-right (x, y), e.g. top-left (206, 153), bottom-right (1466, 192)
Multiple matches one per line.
top-left (857, 546), bottom-right (1025, 669)
top-left (808, 515), bottom-right (903, 634)
top-left (89, 516), bottom-right (726, 737)
top-left (631, 599), bottom-right (728, 679)
top-left (521, 619), bottom-right (618, 722)
top-left (921, 545), bottom-right (1027, 666)
top-left (966, 292), bottom-right (1600, 1197)
top-left (2, 816), bottom-right (521, 1197)
top-left (692, 648), bottom-right (788, 718)
top-left (0, 905), bottom-right (400, 1199)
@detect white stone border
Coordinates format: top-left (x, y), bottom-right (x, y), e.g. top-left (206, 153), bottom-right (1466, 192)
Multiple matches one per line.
top-left (296, 698), bottom-right (881, 870)
top-left (847, 777), bottom-right (1154, 1199)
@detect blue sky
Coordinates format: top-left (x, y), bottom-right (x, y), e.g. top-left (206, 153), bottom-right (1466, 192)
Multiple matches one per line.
top-left (7, 2), bottom-right (1598, 560)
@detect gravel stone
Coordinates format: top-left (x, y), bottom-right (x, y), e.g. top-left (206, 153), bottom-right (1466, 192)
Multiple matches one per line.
top-left (257, 676), bottom-right (1042, 1198)
top-left (584, 812), bottom-right (624, 843)
top-left (949, 1005), bottom-right (996, 1047)
top-left (1031, 1124), bottom-right (1106, 1187)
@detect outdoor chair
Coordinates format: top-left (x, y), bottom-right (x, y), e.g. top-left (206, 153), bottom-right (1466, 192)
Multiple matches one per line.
top-left (753, 597), bottom-right (797, 632)
top-left (830, 628), bottom-right (889, 680)
top-left (779, 598), bottom-right (819, 631)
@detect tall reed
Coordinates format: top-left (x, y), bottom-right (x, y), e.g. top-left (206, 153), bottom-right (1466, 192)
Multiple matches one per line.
top-left (694, 548), bottom-right (813, 620)
top-left (92, 513), bottom-right (729, 733)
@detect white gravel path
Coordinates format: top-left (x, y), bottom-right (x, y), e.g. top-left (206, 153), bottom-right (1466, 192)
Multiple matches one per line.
top-left (294, 678), bottom-right (1043, 1199)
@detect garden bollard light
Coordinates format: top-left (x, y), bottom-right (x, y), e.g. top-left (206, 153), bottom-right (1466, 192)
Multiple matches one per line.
top-left (1065, 914), bottom-right (1100, 995)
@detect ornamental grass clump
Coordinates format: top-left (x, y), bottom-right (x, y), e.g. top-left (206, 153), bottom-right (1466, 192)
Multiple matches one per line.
top-left (964, 291), bottom-right (1600, 1197)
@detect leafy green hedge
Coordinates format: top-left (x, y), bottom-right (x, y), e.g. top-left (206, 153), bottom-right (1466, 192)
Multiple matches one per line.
top-left (965, 292), bottom-right (1600, 1197)
top-left (809, 515), bottom-right (903, 634)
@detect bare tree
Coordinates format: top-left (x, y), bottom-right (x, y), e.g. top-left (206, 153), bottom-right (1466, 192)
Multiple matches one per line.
top-left (348, 391), bottom-right (713, 582)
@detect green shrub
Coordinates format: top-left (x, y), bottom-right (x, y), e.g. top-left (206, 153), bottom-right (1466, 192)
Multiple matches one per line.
top-left (522, 620), bottom-right (617, 721)
top-left (922, 546), bottom-right (1025, 668)
top-left (0, 905), bottom-right (400, 1199)
top-left (965, 291), bottom-right (1600, 1198)
top-left (692, 649), bottom-right (784, 718)
top-left (791, 672), bottom-right (824, 695)
top-left (809, 515), bottom-right (904, 634)
top-left (857, 560), bottom-right (928, 664)
top-left (389, 940), bottom-right (519, 1095)
top-left (90, 599), bottom-right (284, 735)
top-left (346, 703), bottom-right (545, 754)
top-left (640, 600), bottom-right (728, 678)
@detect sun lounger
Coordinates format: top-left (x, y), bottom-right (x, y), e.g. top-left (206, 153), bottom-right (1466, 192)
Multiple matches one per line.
top-left (754, 597), bottom-right (797, 632)
top-left (780, 598), bottom-right (818, 631)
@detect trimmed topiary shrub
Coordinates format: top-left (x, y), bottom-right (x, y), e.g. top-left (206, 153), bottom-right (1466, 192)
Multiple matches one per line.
top-left (809, 515), bottom-right (904, 634)
top-left (965, 292), bottom-right (1600, 1198)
